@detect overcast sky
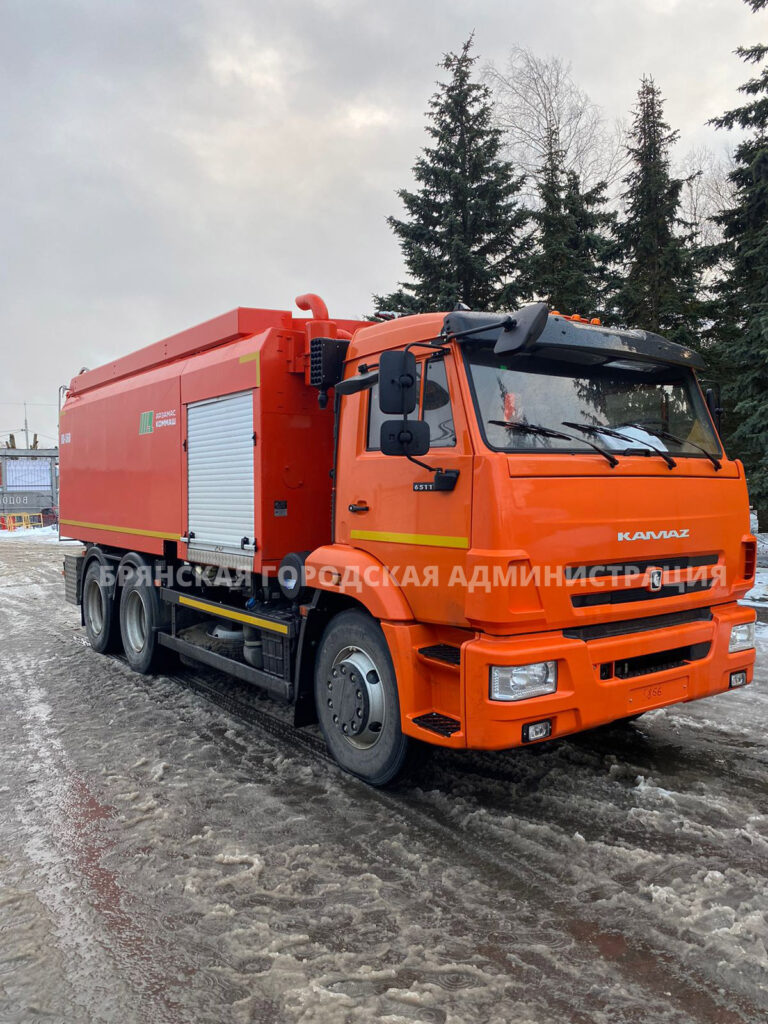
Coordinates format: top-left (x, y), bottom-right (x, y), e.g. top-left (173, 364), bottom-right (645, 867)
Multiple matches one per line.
top-left (1, 0), bottom-right (762, 447)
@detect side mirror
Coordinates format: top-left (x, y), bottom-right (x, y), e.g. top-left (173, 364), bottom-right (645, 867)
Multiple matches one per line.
top-left (378, 351), bottom-right (419, 414)
top-left (705, 386), bottom-right (723, 434)
top-left (380, 419), bottom-right (430, 457)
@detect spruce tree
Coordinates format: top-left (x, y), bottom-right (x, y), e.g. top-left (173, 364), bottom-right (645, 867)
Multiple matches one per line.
top-left (616, 77), bottom-right (702, 345)
top-left (710, 0), bottom-right (768, 504)
top-left (375, 37), bottom-right (529, 314)
top-left (524, 128), bottom-right (616, 318)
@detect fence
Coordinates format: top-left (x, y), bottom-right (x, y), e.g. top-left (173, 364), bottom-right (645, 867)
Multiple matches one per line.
top-left (0, 512), bottom-right (44, 531)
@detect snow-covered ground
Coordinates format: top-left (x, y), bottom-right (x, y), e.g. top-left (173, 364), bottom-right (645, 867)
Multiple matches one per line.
top-left (0, 524), bottom-right (75, 543)
top-left (744, 567), bottom-right (768, 605)
top-left (0, 539), bottom-right (766, 1024)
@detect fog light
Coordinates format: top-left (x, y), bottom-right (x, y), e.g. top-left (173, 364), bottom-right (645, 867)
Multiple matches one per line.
top-left (730, 670), bottom-right (747, 688)
top-left (490, 661), bottom-right (557, 701)
top-left (522, 719), bottom-right (552, 742)
top-left (729, 622), bottom-right (755, 653)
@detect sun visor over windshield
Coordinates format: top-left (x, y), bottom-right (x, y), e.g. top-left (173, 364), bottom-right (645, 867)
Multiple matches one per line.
top-left (445, 308), bottom-right (706, 371)
top-left (533, 318), bottom-right (707, 370)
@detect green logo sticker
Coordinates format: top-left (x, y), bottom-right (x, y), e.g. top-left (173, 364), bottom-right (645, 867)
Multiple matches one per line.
top-left (139, 411), bottom-right (154, 435)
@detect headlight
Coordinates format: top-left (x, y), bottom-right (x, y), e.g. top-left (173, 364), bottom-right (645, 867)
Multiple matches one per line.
top-left (729, 621), bottom-right (755, 653)
top-left (490, 661), bottom-right (557, 701)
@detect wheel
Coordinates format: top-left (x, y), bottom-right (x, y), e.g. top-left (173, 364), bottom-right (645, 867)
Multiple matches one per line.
top-left (314, 610), bottom-right (410, 786)
top-left (82, 559), bottom-right (120, 653)
top-left (119, 567), bottom-right (165, 673)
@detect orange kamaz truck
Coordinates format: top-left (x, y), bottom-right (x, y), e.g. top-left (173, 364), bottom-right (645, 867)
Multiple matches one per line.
top-left (60, 293), bottom-right (757, 784)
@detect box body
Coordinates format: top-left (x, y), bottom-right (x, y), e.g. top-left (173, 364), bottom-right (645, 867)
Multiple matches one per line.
top-left (59, 306), bottom-right (365, 570)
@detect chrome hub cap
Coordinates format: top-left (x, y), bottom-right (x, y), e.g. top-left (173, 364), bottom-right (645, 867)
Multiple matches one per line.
top-left (326, 645), bottom-right (385, 749)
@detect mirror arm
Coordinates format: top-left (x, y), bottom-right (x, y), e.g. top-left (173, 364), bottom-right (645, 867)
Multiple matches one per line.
top-left (404, 341), bottom-right (451, 356)
top-left (406, 453), bottom-right (434, 473)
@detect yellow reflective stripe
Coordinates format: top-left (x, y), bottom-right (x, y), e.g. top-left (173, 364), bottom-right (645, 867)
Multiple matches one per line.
top-left (60, 519), bottom-right (178, 541)
top-left (350, 528), bottom-right (469, 550)
top-left (178, 595), bottom-right (289, 635)
top-left (238, 351), bottom-right (261, 386)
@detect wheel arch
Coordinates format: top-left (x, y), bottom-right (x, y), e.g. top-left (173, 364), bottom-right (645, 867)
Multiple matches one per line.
top-left (304, 545), bottom-right (414, 621)
top-left (293, 587), bottom-right (400, 727)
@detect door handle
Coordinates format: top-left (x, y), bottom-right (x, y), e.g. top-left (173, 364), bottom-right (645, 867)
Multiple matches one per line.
top-left (348, 503), bottom-right (370, 513)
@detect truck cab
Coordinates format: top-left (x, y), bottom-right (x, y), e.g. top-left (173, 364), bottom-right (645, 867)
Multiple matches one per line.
top-left (307, 305), bottom-right (756, 773)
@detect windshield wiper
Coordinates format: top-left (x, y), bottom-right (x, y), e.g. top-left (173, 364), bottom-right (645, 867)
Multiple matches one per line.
top-left (621, 423), bottom-right (722, 471)
top-left (562, 421), bottom-right (677, 470)
top-left (488, 420), bottom-right (619, 467)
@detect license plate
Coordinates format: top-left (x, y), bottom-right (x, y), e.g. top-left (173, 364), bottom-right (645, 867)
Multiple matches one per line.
top-left (628, 676), bottom-right (689, 712)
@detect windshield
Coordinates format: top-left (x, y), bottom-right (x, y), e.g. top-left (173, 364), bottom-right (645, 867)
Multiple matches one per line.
top-left (463, 345), bottom-right (721, 457)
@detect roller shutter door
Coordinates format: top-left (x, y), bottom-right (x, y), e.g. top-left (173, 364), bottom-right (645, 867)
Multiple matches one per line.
top-left (187, 391), bottom-right (254, 561)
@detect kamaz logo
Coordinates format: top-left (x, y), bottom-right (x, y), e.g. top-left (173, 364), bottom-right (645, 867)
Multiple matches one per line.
top-left (648, 568), bottom-right (664, 591)
top-left (618, 529), bottom-right (690, 541)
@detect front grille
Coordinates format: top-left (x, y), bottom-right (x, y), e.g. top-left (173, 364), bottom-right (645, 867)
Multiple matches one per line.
top-left (565, 553), bottom-right (718, 580)
top-left (571, 578), bottom-right (713, 608)
top-left (564, 607), bottom-right (712, 642)
top-left (604, 641), bottom-right (711, 680)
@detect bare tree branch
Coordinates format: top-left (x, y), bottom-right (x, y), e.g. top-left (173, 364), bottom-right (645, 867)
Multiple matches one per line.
top-left (484, 47), bottom-right (628, 198)
top-left (677, 144), bottom-right (736, 250)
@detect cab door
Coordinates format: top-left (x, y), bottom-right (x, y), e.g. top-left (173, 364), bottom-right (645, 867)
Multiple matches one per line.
top-left (335, 351), bottom-right (473, 626)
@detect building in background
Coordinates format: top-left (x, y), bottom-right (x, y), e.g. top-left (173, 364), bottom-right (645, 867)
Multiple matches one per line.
top-left (0, 448), bottom-right (59, 525)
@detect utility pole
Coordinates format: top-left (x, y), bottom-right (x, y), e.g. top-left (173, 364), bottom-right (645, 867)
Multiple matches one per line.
top-left (23, 402), bottom-right (29, 449)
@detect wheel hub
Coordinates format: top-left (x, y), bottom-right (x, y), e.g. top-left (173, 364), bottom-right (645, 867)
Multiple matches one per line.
top-left (85, 578), bottom-right (104, 635)
top-left (326, 646), bottom-right (384, 749)
top-left (124, 589), bottom-right (148, 654)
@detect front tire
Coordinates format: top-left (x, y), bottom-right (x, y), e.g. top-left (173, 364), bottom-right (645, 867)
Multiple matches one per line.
top-left (119, 568), bottom-right (165, 674)
top-left (314, 610), bottom-right (410, 786)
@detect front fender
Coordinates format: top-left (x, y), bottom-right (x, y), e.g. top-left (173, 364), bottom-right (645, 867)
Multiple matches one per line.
top-left (305, 544), bottom-right (414, 621)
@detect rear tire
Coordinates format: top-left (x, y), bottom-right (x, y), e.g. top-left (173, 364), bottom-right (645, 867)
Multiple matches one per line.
top-left (82, 560), bottom-right (119, 653)
top-left (119, 568), bottom-right (165, 674)
top-left (314, 610), bottom-right (410, 786)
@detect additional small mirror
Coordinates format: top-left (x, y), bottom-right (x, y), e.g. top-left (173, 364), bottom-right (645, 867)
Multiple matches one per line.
top-left (422, 376), bottom-right (450, 412)
top-left (380, 419), bottom-right (430, 457)
top-left (379, 351), bottom-right (419, 414)
top-left (493, 302), bottom-right (549, 355)
top-left (334, 370), bottom-right (379, 397)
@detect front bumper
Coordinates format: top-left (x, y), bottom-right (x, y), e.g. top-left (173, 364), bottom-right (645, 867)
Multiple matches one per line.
top-left (462, 601), bottom-right (756, 749)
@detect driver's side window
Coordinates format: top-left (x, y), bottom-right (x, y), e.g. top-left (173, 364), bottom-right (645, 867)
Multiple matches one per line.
top-left (366, 358), bottom-right (455, 451)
